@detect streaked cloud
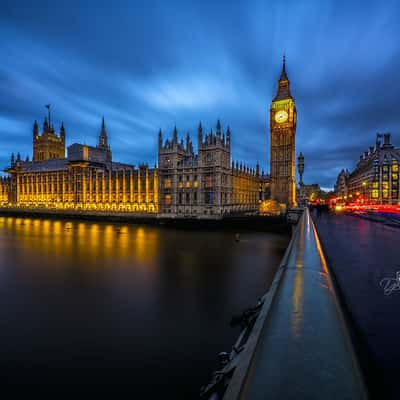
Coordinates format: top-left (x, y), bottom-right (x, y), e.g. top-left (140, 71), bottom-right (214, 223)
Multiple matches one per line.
top-left (0, 0), bottom-right (400, 188)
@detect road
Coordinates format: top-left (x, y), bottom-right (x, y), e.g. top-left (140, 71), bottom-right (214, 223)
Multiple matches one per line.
top-left (314, 211), bottom-right (400, 399)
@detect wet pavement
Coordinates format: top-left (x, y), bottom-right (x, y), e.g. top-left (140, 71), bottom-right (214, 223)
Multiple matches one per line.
top-left (313, 211), bottom-right (400, 399)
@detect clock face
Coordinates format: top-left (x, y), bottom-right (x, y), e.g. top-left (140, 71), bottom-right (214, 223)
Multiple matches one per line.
top-left (275, 110), bottom-right (288, 123)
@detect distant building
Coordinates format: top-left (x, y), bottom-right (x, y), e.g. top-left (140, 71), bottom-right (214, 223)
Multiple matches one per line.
top-left (337, 133), bottom-right (400, 204)
top-left (5, 117), bottom-right (158, 212)
top-left (334, 169), bottom-right (350, 198)
top-left (269, 56), bottom-right (297, 207)
top-left (157, 121), bottom-right (261, 217)
top-left (302, 184), bottom-right (322, 202)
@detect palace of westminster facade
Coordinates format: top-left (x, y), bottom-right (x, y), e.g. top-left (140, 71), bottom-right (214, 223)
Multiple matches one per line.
top-left (0, 58), bottom-right (298, 216)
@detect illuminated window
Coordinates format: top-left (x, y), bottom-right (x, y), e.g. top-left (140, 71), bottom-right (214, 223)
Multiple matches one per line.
top-left (372, 182), bottom-right (379, 188)
top-left (392, 174), bottom-right (398, 181)
top-left (383, 190), bottom-right (388, 198)
top-left (372, 190), bottom-right (379, 198)
top-left (392, 164), bottom-right (399, 172)
top-left (193, 181), bottom-right (198, 188)
top-left (178, 181), bottom-right (183, 188)
top-left (164, 179), bottom-right (171, 188)
top-left (164, 195), bottom-right (171, 204)
top-left (186, 181), bottom-right (191, 188)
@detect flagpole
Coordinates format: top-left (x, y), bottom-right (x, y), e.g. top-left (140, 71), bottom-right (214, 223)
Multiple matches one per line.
top-left (45, 104), bottom-right (51, 128)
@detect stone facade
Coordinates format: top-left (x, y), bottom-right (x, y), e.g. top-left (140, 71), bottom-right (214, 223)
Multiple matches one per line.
top-left (0, 177), bottom-right (9, 205)
top-left (334, 169), bottom-right (350, 199)
top-left (33, 119), bottom-right (65, 161)
top-left (3, 117), bottom-right (263, 217)
top-left (269, 56), bottom-right (297, 207)
top-left (5, 118), bottom-right (158, 213)
top-left (158, 121), bottom-right (261, 217)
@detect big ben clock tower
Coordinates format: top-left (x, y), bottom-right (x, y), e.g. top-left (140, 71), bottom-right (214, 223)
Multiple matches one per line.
top-left (270, 56), bottom-right (297, 207)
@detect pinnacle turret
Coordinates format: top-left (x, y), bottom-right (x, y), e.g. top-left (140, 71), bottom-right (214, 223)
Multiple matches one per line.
top-left (33, 120), bottom-right (39, 137)
top-left (158, 128), bottom-right (163, 148)
top-left (98, 116), bottom-right (108, 149)
top-left (60, 122), bottom-right (65, 139)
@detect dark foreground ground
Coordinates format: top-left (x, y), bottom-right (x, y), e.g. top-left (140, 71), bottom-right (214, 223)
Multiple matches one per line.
top-left (314, 211), bottom-right (400, 399)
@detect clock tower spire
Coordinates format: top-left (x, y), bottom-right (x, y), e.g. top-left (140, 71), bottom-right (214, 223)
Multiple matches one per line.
top-left (269, 55), bottom-right (297, 207)
top-left (274, 55), bottom-right (292, 100)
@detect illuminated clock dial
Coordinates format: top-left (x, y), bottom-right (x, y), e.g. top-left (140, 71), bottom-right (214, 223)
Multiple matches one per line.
top-left (275, 110), bottom-right (288, 123)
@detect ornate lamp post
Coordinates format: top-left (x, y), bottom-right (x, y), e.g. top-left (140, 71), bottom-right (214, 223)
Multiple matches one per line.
top-left (298, 152), bottom-right (304, 186)
top-left (297, 152), bottom-right (305, 206)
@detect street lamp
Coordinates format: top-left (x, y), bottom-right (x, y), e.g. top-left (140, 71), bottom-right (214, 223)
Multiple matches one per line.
top-left (297, 152), bottom-right (304, 186)
top-left (297, 152), bottom-right (305, 206)
top-left (362, 181), bottom-right (367, 203)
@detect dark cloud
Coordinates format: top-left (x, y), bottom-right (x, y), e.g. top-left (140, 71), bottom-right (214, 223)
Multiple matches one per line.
top-left (1, 0), bottom-right (400, 188)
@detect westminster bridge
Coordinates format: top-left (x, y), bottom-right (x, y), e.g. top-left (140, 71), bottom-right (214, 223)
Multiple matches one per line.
top-left (201, 208), bottom-right (400, 400)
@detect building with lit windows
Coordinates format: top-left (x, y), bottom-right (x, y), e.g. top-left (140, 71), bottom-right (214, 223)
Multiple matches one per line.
top-left (5, 117), bottom-right (158, 213)
top-left (157, 121), bottom-right (261, 217)
top-left (3, 116), bottom-right (264, 218)
top-left (334, 169), bottom-right (350, 199)
top-left (336, 133), bottom-right (400, 204)
top-left (0, 177), bottom-right (10, 205)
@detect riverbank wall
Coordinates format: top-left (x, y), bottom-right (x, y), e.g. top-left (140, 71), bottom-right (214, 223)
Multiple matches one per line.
top-left (0, 207), bottom-right (290, 233)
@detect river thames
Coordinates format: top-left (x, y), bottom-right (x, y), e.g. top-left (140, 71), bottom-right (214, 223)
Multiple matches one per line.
top-left (0, 216), bottom-right (289, 395)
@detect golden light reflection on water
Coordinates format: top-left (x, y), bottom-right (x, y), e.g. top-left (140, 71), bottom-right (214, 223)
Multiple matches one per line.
top-left (0, 216), bottom-right (160, 268)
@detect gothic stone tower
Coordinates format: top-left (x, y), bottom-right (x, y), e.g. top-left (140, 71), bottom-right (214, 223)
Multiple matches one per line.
top-left (270, 56), bottom-right (297, 207)
top-left (33, 118), bottom-right (65, 161)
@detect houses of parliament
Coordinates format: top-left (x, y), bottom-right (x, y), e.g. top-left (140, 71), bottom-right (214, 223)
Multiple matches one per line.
top-left (0, 57), bottom-right (297, 216)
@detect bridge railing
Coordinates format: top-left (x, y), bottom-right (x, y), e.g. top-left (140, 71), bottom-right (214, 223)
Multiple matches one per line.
top-left (201, 208), bottom-right (367, 400)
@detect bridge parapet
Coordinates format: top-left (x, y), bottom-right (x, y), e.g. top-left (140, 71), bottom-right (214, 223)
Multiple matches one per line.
top-left (201, 208), bottom-right (367, 400)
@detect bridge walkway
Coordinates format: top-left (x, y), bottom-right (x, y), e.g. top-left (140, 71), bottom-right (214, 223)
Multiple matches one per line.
top-left (221, 209), bottom-right (367, 400)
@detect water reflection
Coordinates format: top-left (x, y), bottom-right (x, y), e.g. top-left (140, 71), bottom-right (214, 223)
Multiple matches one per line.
top-left (0, 216), bottom-right (289, 395)
top-left (0, 218), bottom-right (161, 266)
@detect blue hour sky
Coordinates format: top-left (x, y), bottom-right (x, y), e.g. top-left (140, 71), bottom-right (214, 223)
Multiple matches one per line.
top-left (1, 0), bottom-right (400, 189)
